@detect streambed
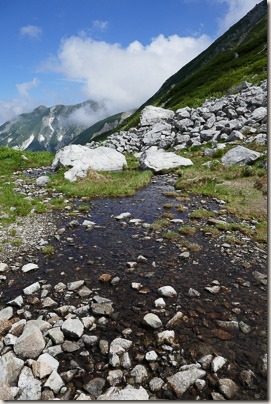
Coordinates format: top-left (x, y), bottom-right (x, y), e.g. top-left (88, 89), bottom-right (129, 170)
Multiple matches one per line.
top-left (0, 174), bottom-right (267, 399)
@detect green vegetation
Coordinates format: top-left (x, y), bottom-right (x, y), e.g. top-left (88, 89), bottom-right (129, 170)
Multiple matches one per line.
top-left (150, 219), bottom-right (171, 232)
top-left (179, 226), bottom-right (197, 236)
top-left (174, 144), bottom-right (267, 243)
top-left (190, 208), bottom-right (216, 220)
top-left (114, 5), bottom-right (267, 132)
top-left (163, 231), bottom-right (180, 241)
top-left (42, 245), bottom-right (55, 255)
top-left (49, 168), bottom-right (152, 199)
top-left (0, 147), bottom-right (54, 224)
top-left (0, 147), bottom-right (152, 226)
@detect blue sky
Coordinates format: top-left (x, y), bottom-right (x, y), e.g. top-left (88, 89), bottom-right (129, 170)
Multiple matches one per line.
top-left (0, 0), bottom-right (263, 124)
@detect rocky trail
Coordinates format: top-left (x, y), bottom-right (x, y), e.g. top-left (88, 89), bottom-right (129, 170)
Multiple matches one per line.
top-left (0, 170), bottom-right (267, 400)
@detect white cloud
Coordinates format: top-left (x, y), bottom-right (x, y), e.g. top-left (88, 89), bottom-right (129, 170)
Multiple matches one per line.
top-left (20, 25), bottom-right (42, 39)
top-left (42, 33), bottom-right (212, 114)
top-left (215, 0), bottom-right (262, 35)
top-left (0, 98), bottom-right (36, 125)
top-left (91, 20), bottom-right (109, 32)
top-left (16, 78), bottom-right (40, 97)
top-left (65, 103), bottom-right (109, 128)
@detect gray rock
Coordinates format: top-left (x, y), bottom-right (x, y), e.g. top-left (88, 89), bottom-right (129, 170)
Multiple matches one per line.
top-left (0, 384), bottom-right (19, 400)
top-left (97, 385), bottom-right (149, 400)
top-left (188, 288), bottom-right (201, 297)
top-left (158, 285), bottom-right (177, 297)
top-left (249, 106), bottom-right (267, 122)
top-left (107, 369), bottom-right (123, 386)
top-left (0, 351), bottom-right (24, 385)
top-left (145, 350), bottom-right (158, 361)
top-left (167, 366), bottom-right (206, 397)
top-left (166, 311), bottom-right (184, 328)
top-left (140, 146), bottom-right (193, 173)
top-left (84, 377), bottom-right (106, 398)
top-left (67, 280), bottom-right (85, 290)
top-left (221, 145), bottom-right (261, 166)
top-left (140, 105), bottom-right (174, 126)
top-left (14, 325), bottom-right (46, 359)
top-left (157, 330), bottom-right (175, 345)
top-left (17, 366), bottom-right (42, 400)
top-left (149, 377), bottom-right (165, 392)
top-left (23, 281), bottom-right (41, 295)
top-left (257, 353), bottom-right (267, 377)
top-left (218, 378), bottom-right (239, 399)
top-left (52, 145), bottom-right (127, 182)
top-left (62, 318), bottom-right (84, 339)
top-left (42, 296), bottom-right (58, 308)
top-left (212, 356), bottom-right (227, 372)
top-left (91, 302), bottom-right (114, 316)
top-left (0, 262), bottom-right (8, 272)
top-left (44, 369), bottom-right (65, 393)
top-left (143, 313), bottom-right (163, 329)
top-left (130, 364), bottom-right (148, 383)
top-left (0, 306), bottom-right (13, 319)
top-left (36, 175), bottom-right (50, 187)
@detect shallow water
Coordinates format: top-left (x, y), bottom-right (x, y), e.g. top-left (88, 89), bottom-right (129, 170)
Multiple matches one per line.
top-left (0, 174), bottom-right (267, 399)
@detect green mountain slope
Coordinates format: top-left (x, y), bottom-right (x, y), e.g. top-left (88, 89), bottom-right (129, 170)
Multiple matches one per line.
top-left (71, 109), bottom-right (135, 145)
top-left (0, 100), bottom-right (105, 152)
top-left (117, 0), bottom-right (267, 131)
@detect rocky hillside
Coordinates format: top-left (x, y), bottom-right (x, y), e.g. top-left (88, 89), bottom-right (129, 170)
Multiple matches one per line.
top-left (70, 109), bottom-right (135, 146)
top-left (117, 0), bottom-right (267, 132)
top-left (0, 100), bottom-right (108, 153)
top-left (86, 80), bottom-right (267, 159)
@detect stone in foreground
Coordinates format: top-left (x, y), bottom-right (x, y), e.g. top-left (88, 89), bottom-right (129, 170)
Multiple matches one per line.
top-left (52, 145), bottom-right (127, 182)
top-left (167, 366), bottom-right (206, 397)
top-left (97, 385), bottom-right (149, 400)
top-left (221, 145), bottom-right (261, 166)
top-left (140, 146), bottom-right (193, 173)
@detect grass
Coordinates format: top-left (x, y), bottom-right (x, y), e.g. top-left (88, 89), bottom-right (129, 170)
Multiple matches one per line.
top-left (190, 208), bottom-right (216, 220)
top-left (42, 245), bottom-right (55, 255)
top-left (163, 231), bottom-right (180, 241)
top-left (174, 144), bottom-right (267, 243)
top-left (179, 226), bottom-right (197, 236)
top-left (0, 147), bottom-right (54, 224)
top-left (150, 219), bottom-right (171, 231)
top-left (49, 169), bottom-right (152, 199)
top-left (0, 147), bottom-right (153, 225)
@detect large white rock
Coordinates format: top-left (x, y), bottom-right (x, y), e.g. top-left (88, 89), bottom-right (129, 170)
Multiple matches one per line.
top-left (142, 122), bottom-right (172, 145)
top-left (167, 366), bottom-right (206, 397)
top-left (0, 351), bottom-right (24, 385)
top-left (97, 385), bottom-right (149, 400)
top-left (62, 318), bottom-right (84, 339)
top-left (17, 366), bottom-right (42, 400)
top-left (51, 145), bottom-right (127, 182)
top-left (221, 145), bottom-right (261, 166)
top-left (139, 146), bottom-right (193, 173)
top-left (140, 105), bottom-right (174, 126)
top-left (13, 325), bottom-right (46, 359)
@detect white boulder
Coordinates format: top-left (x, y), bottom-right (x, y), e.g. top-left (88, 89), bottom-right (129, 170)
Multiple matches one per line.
top-left (140, 105), bottom-right (174, 126)
top-left (221, 145), bottom-right (261, 166)
top-left (52, 145), bottom-right (127, 182)
top-left (139, 146), bottom-right (193, 173)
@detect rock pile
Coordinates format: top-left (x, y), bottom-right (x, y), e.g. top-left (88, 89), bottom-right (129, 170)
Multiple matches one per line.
top-left (0, 275), bottom-right (256, 400)
top-left (86, 80), bottom-right (267, 157)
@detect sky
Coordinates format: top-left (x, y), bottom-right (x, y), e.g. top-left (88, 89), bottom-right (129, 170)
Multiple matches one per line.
top-left (0, 0), bottom-right (264, 125)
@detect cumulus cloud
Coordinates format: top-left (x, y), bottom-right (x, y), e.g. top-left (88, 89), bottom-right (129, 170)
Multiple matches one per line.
top-left (20, 25), bottom-right (42, 39)
top-left (42, 33), bottom-right (212, 114)
top-left (91, 20), bottom-right (109, 32)
top-left (215, 0), bottom-right (262, 35)
top-left (16, 78), bottom-right (40, 97)
top-left (65, 103), bottom-right (109, 128)
top-left (0, 98), bottom-right (36, 125)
